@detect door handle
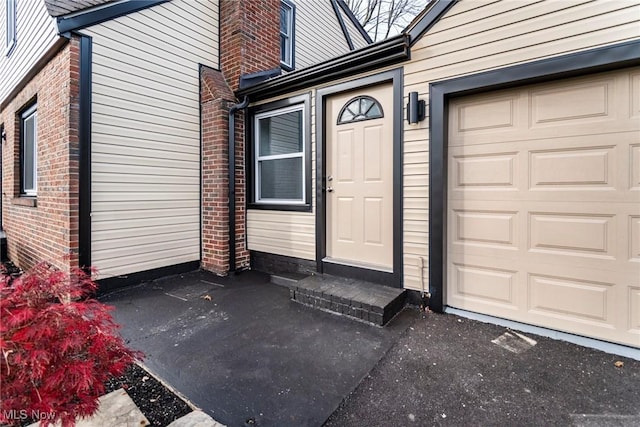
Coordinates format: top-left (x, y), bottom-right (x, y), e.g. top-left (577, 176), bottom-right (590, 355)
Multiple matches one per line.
top-left (327, 187), bottom-right (334, 193)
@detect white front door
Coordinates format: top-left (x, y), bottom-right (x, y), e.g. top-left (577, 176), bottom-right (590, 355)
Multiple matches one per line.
top-left (325, 83), bottom-right (394, 271)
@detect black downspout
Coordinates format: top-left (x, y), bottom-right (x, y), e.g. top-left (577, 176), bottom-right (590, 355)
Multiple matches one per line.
top-left (228, 96), bottom-right (249, 273)
top-left (75, 33), bottom-right (92, 269)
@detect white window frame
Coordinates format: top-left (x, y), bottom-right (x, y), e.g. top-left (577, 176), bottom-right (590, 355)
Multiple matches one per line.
top-left (5, 0), bottom-right (16, 56)
top-left (21, 104), bottom-right (37, 196)
top-left (254, 104), bottom-right (306, 205)
top-left (280, 0), bottom-right (294, 70)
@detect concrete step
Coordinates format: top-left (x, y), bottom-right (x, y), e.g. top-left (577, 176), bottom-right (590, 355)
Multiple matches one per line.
top-left (168, 410), bottom-right (225, 427)
top-left (27, 388), bottom-right (149, 427)
top-left (286, 274), bottom-right (406, 326)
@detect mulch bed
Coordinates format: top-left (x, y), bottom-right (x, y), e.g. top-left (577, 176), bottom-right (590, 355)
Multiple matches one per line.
top-left (105, 363), bottom-right (192, 426)
top-left (12, 364), bottom-right (191, 427)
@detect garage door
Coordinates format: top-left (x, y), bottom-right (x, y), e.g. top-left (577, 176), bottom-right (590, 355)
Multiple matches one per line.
top-left (447, 67), bottom-right (640, 348)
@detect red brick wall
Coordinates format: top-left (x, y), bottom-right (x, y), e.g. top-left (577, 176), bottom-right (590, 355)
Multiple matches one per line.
top-left (200, 0), bottom-right (280, 274)
top-left (220, 0), bottom-right (281, 91)
top-left (0, 37), bottom-right (80, 272)
top-left (201, 67), bottom-right (233, 274)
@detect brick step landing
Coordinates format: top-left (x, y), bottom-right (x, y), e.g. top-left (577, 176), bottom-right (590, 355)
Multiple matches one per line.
top-left (273, 274), bottom-right (406, 326)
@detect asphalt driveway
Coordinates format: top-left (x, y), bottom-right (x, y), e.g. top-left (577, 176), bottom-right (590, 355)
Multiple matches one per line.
top-left (101, 270), bottom-right (640, 427)
top-left (100, 270), bottom-right (414, 426)
top-left (325, 311), bottom-right (640, 427)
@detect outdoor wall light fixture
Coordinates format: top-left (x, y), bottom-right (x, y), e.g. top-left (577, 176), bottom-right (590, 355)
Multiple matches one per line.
top-left (407, 91), bottom-right (425, 124)
top-left (0, 127), bottom-right (6, 143)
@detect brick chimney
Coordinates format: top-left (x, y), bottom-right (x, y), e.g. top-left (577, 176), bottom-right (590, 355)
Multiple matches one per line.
top-left (200, 0), bottom-right (280, 274)
top-left (220, 0), bottom-right (281, 91)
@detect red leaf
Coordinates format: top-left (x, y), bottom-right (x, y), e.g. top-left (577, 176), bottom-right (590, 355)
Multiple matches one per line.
top-left (0, 262), bottom-right (142, 425)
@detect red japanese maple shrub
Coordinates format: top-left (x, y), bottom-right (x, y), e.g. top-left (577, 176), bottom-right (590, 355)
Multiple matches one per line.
top-left (0, 262), bottom-right (142, 427)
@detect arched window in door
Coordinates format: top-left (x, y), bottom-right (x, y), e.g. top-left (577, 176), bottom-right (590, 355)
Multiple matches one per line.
top-left (337, 95), bottom-right (384, 124)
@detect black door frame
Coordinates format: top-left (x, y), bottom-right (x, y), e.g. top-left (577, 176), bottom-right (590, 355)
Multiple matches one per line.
top-left (315, 68), bottom-right (404, 287)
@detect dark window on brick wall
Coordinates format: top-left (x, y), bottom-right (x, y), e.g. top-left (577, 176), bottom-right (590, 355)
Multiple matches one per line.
top-left (280, 0), bottom-right (295, 71)
top-left (20, 103), bottom-right (37, 196)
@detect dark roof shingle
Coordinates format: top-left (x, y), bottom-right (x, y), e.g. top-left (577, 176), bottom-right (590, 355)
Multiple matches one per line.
top-left (44, 0), bottom-right (114, 17)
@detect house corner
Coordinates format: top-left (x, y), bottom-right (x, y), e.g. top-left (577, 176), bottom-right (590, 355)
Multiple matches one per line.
top-left (1, 35), bottom-right (81, 273)
top-left (199, 0), bottom-right (280, 275)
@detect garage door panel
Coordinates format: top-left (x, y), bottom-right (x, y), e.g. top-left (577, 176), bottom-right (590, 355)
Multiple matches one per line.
top-left (631, 144), bottom-right (640, 191)
top-left (451, 208), bottom-right (518, 248)
top-left (450, 72), bottom-right (639, 148)
top-left (525, 131), bottom-right (637, 197)
top-left (528, 78), bottom-right (614, 128)
top-left (451, 151), bottom-right (518, 190)
top-left (630, 216), bottom-right (640, 262)
top-left (447, 67), bottom-right (640, 348)
top-left (450, 263), bottom-right (517, 307)
top-left (529, 145), bottom-right (615, 190)
top-left (527, 273), bottom-right (615, 325)
top-left (629, 286), bottom-right (640, 334)
top-left (523, 202), bottom-right (636, 271)
top-left (631, 72), bottom-right (640, 118)
top-left (450, 132), bottom-right (638, 202)
top-left (450, 93), bottom-right (522, 143)
top-left (528, 211), bottom-right (615, 260)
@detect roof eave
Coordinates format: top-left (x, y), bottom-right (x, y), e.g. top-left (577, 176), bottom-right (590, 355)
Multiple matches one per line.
top-left (237, 33), bottom-right (410, 101)
top-left (55, 0), bottom-right (168, 33)
top-left (407, 0), bottom-right (457, 47)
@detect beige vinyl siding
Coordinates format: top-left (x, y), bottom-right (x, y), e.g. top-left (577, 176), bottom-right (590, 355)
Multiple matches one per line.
top-left (0, 0), bottom-right (57, 103)
top-left (247, 90), bottom-right (317, 260)
top-left (247, 211), bottom-right (316, 259)
top-left (294, 0), bottom-right (352, 70)
top-left (341, 10), bottom-right (369, 50)
top-left (401, 0), bottom-right (640, 290)
top-left (83, 0), bottom-right (219, 277)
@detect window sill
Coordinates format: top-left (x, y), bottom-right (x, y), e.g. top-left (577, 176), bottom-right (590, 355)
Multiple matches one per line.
top-left (248, 203), bottom-right (311, 212)
top-left (12, 197), bottom-right (37, 207)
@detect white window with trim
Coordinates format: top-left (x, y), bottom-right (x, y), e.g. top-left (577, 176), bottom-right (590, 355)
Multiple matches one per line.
top-left (254, 104), bottom-right (305, 204)
top-left (21, 104), bottom-right (37, 196)
top-left (5, 0), bottom-right (16, 55)
top-left (280, 0), bottom-right (294, 70)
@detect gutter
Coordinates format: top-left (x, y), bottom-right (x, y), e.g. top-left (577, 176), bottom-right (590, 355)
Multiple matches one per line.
top-left (237, 34), bottom-right (410, 101)
top-left (228, 96), bottom-right (250, 273)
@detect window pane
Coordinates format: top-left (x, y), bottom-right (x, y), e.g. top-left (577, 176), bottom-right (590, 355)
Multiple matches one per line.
top-left (360, 97), bottom-right (373, 113)
top-left (6, 0), bottom-right (15, 48)
top-left (348, 100), bottom-right (360, 115)
top-left (23, 115), bottom-right (36, 192)
top-left (259, 157), bottom-right (303, 200)
top-left (259, 110), bottom-right (302, 156)
top-left (338, 96), bottom-right (384, 124)
top-left (367, 103), bottom-right (382, 117)
top-left (280, 5), bottom-right (289, 34)
top-left (280, 35), bottom-right (287, 63)
top-left (340, 108), bottom-right (354, 122)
